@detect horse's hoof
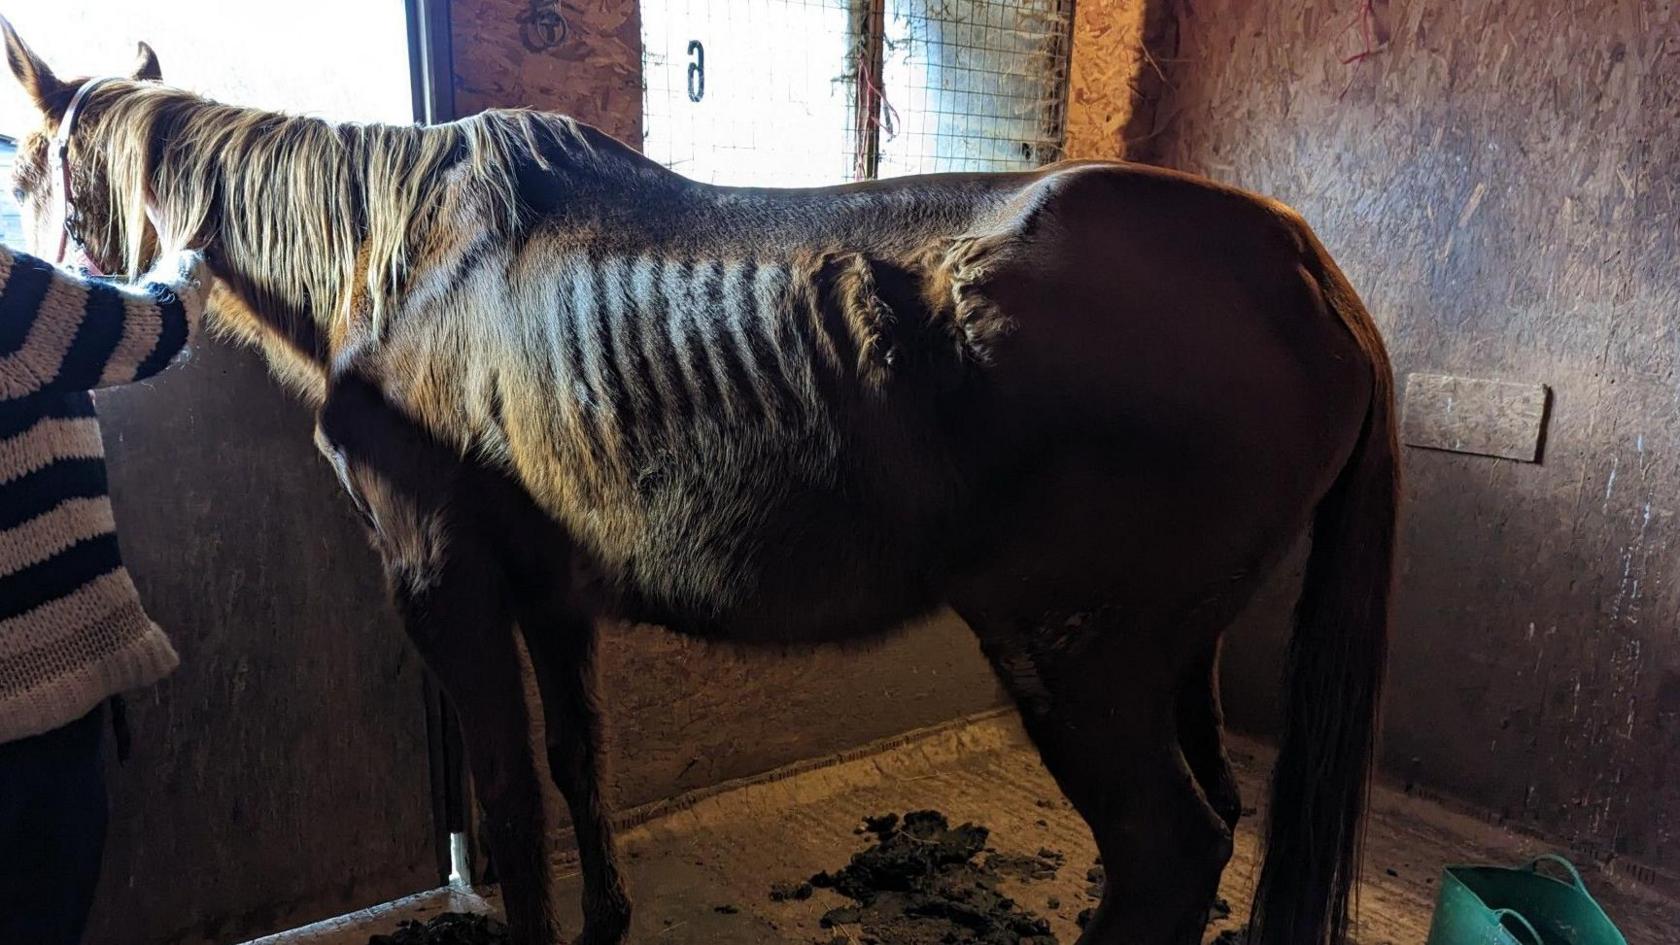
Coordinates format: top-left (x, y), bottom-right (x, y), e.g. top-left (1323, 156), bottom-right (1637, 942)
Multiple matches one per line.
top-left (575, 900), bottom-right (632, 945)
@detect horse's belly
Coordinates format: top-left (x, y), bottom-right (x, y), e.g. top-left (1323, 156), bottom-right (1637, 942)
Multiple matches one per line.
top-left (581, 451), bottom-right (956, 645)
top-left (607, 506), bottom-right (950, 645)
top-left (607, 555), bottom-right (947, 646)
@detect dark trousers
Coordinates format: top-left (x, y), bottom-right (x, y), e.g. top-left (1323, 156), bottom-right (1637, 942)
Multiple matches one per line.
top-left (0, 705), bottom-right (108, 945)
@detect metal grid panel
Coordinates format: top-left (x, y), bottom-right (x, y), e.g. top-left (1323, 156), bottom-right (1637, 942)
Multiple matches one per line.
top-left (875, 0), bottom-right (1074, 177)
top-left (641, 0), bottom-right (1073, 187)
top-left (641, 0), bottom-right (860, 186)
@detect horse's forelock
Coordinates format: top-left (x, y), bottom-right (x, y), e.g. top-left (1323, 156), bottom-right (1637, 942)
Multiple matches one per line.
top-left (7, 128), bottom-right (51, 250)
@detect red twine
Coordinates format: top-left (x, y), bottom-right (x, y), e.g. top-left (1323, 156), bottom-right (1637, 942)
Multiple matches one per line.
top-left (1337, 0), bottom-right (1383, 100)
top-left (855, 46), bottom-right (899, 139)
top-left (1342, 0), bottom-right (1380, 66)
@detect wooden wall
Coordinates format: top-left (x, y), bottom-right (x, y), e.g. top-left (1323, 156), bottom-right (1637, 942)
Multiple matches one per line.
top-left (450, 0), bottom-right (642, 143)
top-left (1064, 0), bottom-right (1145, 159)
top-left (88, 342), bottom-right (437, 945)
top-left (1063, 0), bottom-right (1171, 161)
top-left (1129, 0), bottom-right (1680, 888)
top-left (446, 0), bottom-right (1005, 820)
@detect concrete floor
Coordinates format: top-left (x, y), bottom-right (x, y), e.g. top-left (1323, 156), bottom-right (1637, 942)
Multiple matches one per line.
top-left (265, 710), bottom-right (1677, 945)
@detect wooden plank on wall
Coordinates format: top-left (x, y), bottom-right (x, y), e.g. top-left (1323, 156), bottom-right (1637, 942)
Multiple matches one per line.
top-left (1064, 0), bottom-right (1175, 162)
top-left (1401, 373), bottom-right (1550, 462)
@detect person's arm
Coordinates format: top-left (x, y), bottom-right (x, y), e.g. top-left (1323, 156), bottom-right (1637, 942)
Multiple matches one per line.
top-left (0, 247), bottom-right (207, 401)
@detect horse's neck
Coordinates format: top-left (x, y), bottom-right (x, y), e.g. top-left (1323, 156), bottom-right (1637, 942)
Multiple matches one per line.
top-left (197, 202), bottom-right (346, 401)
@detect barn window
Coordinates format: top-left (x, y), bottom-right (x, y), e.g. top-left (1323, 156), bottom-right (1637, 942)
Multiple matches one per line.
top-left (640, 0), bottom-right (1075, 186)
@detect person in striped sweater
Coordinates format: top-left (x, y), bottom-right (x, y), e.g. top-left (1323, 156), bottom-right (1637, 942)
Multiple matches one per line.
top-left (0, 243), bottom-right (206, 945)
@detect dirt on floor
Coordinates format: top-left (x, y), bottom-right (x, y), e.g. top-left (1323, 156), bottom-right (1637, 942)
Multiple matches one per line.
top-left (366, 913), bottom-right (509, 945)
top-left (799, 809), bottom-right (1058, 945)
top-left (315, 712), bottom-right (1673, 945)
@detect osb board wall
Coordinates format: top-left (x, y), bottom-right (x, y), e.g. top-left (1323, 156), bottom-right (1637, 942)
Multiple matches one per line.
top-left (1063, 0), bottom-right (1173, 161)
top-left (450, 0), bottom-right (642, 144)
top-left (1064, 0), bottom-right (1146, 159)
top-left (1145, 0), bottom-right (1680, 884)
top-left (445, 0), bottom-right (1004, 822)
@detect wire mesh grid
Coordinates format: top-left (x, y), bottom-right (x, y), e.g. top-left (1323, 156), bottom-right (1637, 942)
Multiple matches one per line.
top-left (876, 0), bottom-right (1074, 177)
top-left (640, 0), bottom-right (1073, 187)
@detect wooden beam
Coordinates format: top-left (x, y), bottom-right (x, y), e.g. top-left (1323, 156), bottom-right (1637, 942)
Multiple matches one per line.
top-left (851, 0), bottom-right (887, 180)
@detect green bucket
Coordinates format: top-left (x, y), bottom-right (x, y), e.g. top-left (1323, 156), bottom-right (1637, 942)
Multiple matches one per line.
top-left (1425, 855), bottom-right (1628, 945)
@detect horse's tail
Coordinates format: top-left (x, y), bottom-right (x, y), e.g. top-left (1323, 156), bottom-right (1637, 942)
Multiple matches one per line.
top-left (1248, 222), bottom-right (1398, 945)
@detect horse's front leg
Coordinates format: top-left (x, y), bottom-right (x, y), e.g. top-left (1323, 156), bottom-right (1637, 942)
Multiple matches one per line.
top-left (315, 379), bottom-right (561, 944)
top-left (513, 593), bottom-right (631, 945)
top-left (392, 552), bottom-right (560, 945)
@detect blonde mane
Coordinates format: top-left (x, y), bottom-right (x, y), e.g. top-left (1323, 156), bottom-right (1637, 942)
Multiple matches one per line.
top-left (83, 83), bottom-right (594, 340)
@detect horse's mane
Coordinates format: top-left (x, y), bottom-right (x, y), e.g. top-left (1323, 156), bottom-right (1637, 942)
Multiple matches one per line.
top-left (85, 83), bottom-right (609, 336)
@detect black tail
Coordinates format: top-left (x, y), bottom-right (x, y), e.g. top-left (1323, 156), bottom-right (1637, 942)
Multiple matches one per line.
top-left (1249, 229), bottom-right (1398, 945)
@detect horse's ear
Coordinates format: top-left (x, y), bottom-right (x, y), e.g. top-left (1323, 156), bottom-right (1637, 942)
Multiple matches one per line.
top-left (132, 42), bottom-right (162, 82)
top-left (0, 17), bottom-right (65, 114)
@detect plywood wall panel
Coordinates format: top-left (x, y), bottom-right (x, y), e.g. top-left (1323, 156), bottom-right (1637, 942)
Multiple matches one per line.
top-left (450, 0), bottom-right (643, 145)
top-left (1064, 0), bottom-right (1147, 159)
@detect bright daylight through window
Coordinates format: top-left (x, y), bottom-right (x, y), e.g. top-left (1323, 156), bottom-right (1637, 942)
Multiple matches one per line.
top-left (0, 0), bottom-right (412, 249)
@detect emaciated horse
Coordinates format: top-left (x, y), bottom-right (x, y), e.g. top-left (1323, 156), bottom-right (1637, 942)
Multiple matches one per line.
top-left (4, 22), bottom-right (1396, 945)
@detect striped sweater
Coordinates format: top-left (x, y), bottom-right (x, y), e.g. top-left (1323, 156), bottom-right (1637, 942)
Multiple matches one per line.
top-left (0, 247), bottom-right (206, 744)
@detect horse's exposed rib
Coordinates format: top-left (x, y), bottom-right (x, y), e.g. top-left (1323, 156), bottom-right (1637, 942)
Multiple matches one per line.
top-left (809, 261), bottom-right (843, 375)
top-left (659, 259), bottom-right (710, 424)
top-left (726, 260), bottom-right (791, 427)
top-left (573, 259), bottom-right (630, 461)
top-left (681, 261), bottom-right (735, 422)
top-left (623, 255), bottom-right (672, 423)
top-left (703, 259), bottom-right (763, 424)
top-left (555, 265), bottom-right (608, 463)
top-left (591, 258), bottom-right (638, 440)
top-left (563, 261), bottom-right (602, 411)
top-left (768, 267), bottom-right (826, 414)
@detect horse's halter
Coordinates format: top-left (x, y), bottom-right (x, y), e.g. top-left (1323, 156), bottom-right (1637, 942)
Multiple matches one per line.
top-left (46, 76), bottom-right (122, 275)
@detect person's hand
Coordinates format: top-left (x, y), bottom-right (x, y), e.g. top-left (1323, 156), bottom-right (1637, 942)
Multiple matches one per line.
top-left (137, 195), bottom-right (205, 290)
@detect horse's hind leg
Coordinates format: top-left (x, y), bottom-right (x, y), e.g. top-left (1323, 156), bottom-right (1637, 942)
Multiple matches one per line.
top-left (514, 600), bottom-right (631, 945)
top-left (954, 602), bottom-right (1231, 945)
top-left (1177, 642), bottom-right (1243, 833)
